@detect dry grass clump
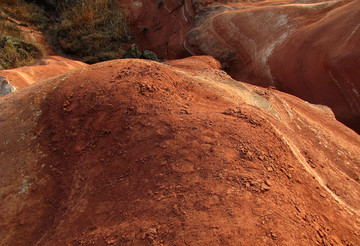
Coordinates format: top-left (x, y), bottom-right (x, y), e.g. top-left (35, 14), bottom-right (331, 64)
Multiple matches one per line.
top-left (0, 0), bottom-right (48, 70)
top-left (1, 0), bottom-right (17, 6)
top-left (57, 0), bottom-right (133, 63)
top-left (0, 17), bottom-right (21, 40)
top-left (0, 36), bottom-right (44, 70)
top-left (1, 1), bottom-right (49, 29)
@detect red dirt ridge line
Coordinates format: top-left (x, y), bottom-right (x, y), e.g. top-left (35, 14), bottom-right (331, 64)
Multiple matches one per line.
top-left (0, 56), bottom-right (359, 245)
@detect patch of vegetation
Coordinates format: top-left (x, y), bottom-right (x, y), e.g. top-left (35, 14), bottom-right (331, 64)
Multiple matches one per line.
top-left (0, 0), bottom-right (48, 69)
top-left (56, 0), bottom-right (133, 64)
top-left (123, 44), bottom-right (161, 62)
top-left (0, 19), bottom-right (22, 40)
top-left (0, 0), bottom-right (157, 69)
top-left (141, 50), bottom-right (160, 62)
top-left (123, 44), bottom-right (142, 59)
top-left (0, 36), bottom-right (44, 69)
top-left (0, 0), bottom-right (49, 30)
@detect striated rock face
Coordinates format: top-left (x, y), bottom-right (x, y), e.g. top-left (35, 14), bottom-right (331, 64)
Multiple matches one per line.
top-left (124, 0), bottom-right (260, 59)
top-left (1, 56), bottom-right (359, 245)
top-left (185, 0), bottom-right (360, 132)
top-left (0, 56), bottom-right (87, 90)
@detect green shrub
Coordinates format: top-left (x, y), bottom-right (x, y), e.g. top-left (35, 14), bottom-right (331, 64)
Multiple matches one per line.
top-left (0, 36), bottom-right (44, 69)
top-left (56, 0), bottom-right (133, 64)
top-left (0, 1), bottom-right (48, 70)
top-left (123, 44), bottom-right (142, 59)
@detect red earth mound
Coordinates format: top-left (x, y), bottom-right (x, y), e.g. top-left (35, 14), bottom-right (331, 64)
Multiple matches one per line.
top-left (184, 0), bottom-right (360, 132)
top-left (0, 56), bottom-right (87, 90)
top-left (1, 56), bottom-right (360, 245)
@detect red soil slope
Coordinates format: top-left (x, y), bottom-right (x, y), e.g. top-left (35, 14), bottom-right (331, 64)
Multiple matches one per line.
top-left (0, 56), bottom-right (87, 90)
top-left (121, 0), bottom-right (260, 59)
top-left (185, 0), bottom-right (360, 132)
top-left (1, 56), bottom-right (359, 245)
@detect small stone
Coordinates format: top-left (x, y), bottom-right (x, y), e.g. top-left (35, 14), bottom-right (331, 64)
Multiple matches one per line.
top-left (264, 180), bottom-right (272, 186)
top-left (107, 239), bottom-right (116, 244)
top-left (250, 180), bottom-right (257, 186)
top-left (261, 183), bottom-right (270, 191)
top-left (180, 109), bottom-right (190, 114)
top-left (267, 166), bottom-right (273, 172)
top-left (0, 76), bottom-right (16, 96)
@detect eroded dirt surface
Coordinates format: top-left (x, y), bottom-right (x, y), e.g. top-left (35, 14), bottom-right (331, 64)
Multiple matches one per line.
top-left (121, 0), bottom-right (262, 59)
top-left (0, 56), bottom-right (87, 90)
top-left (184, 0), bottom-right (360, 132)
top-left (0, 56), bottom-right (359, 245)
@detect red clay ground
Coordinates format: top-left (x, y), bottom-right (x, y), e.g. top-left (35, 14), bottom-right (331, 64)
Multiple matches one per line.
top-left (1, 56), bottom-right (360, 245)
top-left (184, 0), bottom-right (360, 132)
top-left (0, 56), bottom-right (87, 90)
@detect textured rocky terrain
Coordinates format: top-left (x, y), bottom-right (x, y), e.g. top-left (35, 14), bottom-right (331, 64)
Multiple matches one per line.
top-left (1, 56), bottom-right (359, 245)
top-left (124, 0), bottom-right (257, 58)
top-left (1, 0), bottom-right (359, 245)
top-left (183, 0), bottom-right (360, 132)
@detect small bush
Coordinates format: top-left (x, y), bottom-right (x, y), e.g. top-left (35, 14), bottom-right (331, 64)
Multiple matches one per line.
top-left (123, 44), bottom-right (142, 59)
top-left (0, 1), bottom-right (48, 69)
top-left (0, 36), bottom-right (44, 69)
top-left (56, 0), bottom-right (133, 63)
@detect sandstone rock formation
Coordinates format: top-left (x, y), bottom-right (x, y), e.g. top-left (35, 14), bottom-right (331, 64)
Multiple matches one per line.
top-left (1, 56), bottom-right (359, 245)
top-left (184, 0), bottom-right (360, 132)
top-left (0, 56), bottom-right (87, 90)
